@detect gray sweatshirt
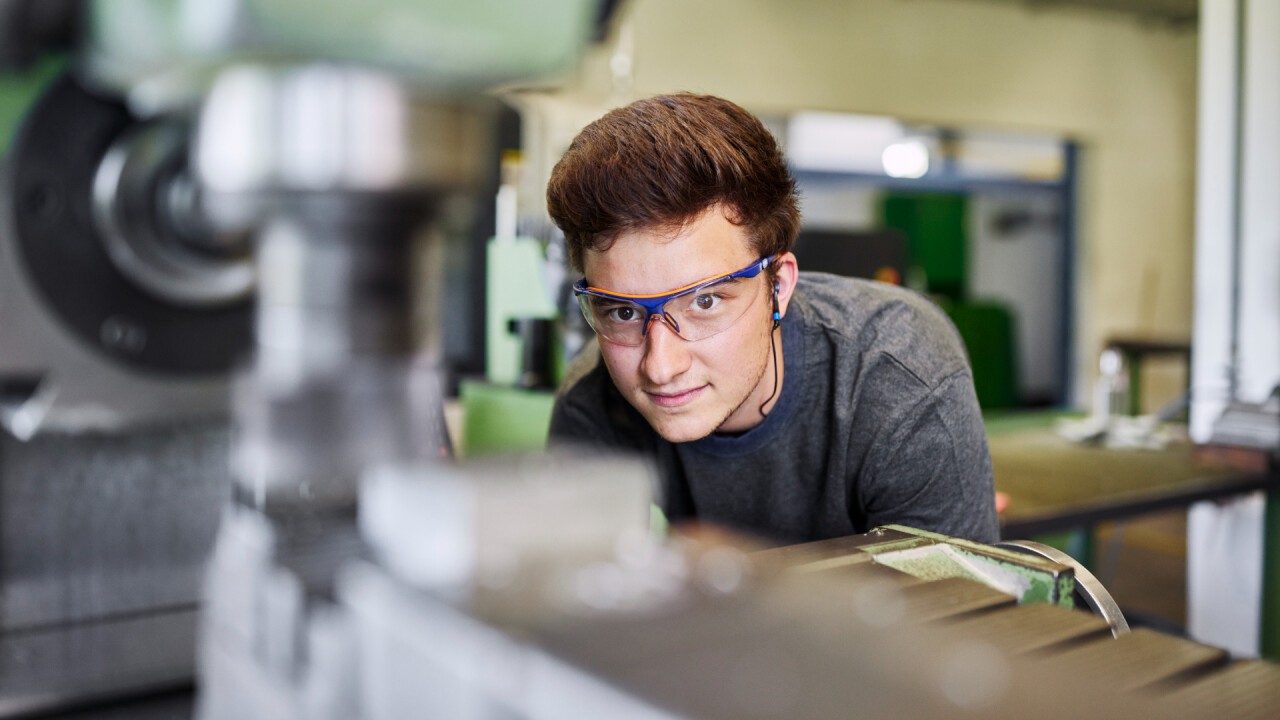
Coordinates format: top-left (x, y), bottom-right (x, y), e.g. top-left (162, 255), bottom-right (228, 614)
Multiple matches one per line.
top-left (550, 272), bottom-right (999, 545)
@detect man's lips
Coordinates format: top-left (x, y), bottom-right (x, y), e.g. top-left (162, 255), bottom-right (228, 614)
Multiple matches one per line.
top-left (645, 385), bottom-right (706, 407)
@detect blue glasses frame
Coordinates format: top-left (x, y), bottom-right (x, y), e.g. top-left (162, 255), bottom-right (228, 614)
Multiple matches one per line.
top-left (573, 255), bottom-right (776, 341)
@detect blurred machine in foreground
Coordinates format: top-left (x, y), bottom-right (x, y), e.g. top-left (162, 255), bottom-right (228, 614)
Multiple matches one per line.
top-left (196, 452), bottom-right (1280, 719)
top-left (0, 0), bottom-right (604, 714)
top-left (0, 7), bottom-right (249, 714)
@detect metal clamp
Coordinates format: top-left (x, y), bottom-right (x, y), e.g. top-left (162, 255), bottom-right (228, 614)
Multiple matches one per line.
top-left (998, 539), bottom-right (1131, 637)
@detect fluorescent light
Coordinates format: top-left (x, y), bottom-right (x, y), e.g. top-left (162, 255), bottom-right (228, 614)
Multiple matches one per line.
top-left (882, 140), bottom-right (930, 179)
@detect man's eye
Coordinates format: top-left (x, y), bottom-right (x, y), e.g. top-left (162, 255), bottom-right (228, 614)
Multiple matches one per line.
top-left (605, 305), bottom-right (640, 323)
top-left (692, 293), bottom-right (721, 311)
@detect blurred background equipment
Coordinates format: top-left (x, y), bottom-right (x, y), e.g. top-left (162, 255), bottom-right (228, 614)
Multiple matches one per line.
top-left (0, 65), bottom-right (251, 438)
top-left (780, 110), bottom-right (1072, 412)
top-left (0, 4), bottom-right (250, 714)
top-left (0, 0), bottom-right (604, 715)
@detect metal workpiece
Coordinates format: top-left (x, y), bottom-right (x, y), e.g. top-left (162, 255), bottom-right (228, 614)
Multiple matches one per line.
top-left (199, 451), bottom-right (667, 720)
top-left (250, 207), bottom-right (426, 369)
top-left (338, 560), bottom-right (685, 720)
top-left (191, 64), bottom-right (485, 513)
top-left (337, 545), bottom-right (1155, 720)
top-left (197, 507), bottom-right (362, 720)
top-left (232, 357), bottom-right (450, 512)
top-left (357, 452), bottom-right (663, 616)
top-left (197, 465), bottom-right (1280, 720)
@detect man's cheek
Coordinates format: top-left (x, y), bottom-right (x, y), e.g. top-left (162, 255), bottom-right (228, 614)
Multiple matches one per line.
top-left (599, 346), bottom-right (639, 387)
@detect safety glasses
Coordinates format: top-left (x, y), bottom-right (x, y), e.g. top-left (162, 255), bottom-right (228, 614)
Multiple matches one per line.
top-left (573, 255), bottom-right (776, 346)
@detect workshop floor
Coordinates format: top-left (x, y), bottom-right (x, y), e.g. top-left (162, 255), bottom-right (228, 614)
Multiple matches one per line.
top-left (1092, 509), bottom-right (1188, 634)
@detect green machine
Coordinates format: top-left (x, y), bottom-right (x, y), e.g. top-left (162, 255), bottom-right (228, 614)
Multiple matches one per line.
top-left (462, 235), bottom-right (561, 457)
top-left (485, 237), bottom-right (558, 387)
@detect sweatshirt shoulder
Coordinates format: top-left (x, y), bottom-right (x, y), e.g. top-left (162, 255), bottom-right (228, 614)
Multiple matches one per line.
top-left (793, 273), bottom-right (970, 389)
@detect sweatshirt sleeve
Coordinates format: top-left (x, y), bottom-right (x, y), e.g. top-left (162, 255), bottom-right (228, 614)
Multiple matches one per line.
top-left (854, 369), bottom-right (999, 543)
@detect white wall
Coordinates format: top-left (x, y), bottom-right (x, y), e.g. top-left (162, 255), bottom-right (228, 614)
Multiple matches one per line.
top-left (1186, 0), bottom-right (1280, 658)
top-left (547, 0), bottom-right (1199, 409)
top-left (1190, 0), bottom-right (1280, 427)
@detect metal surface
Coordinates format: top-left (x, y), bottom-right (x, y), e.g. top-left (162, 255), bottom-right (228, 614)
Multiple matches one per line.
top-left (1155, 660), bottom-right (1280, 720)
top-left (43, 689), bottom-right (193, 720)
top-left (0, 423), bottom-right (227, 632)
top-left (196, 454), bottom-right (1280, 720)
top-left (0, 608), bottom-right (197, 718)
top-left (0, 422), bottom-right (226, 717)
top-left (999, 539), bottom-right (1130, 636)
top-left (336, 509), bottom-right (1211, 720)
top-left (942, 603), bottom-right (1111, 654)
top-left (1036, 628), bottom-right (1226, 691)
top-left (895, 575), bottom-right (1018, 621)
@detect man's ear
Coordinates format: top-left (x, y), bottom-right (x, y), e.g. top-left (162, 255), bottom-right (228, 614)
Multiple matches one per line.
top-left (773, 252), bottom-right (799, 318)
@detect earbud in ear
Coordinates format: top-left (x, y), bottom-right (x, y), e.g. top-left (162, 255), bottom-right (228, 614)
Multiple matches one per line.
top-left (771, 282), bottom-right (781, 324)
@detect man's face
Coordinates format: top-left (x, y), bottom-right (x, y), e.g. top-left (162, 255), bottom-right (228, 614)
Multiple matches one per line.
top-left (582, 206), bottom-right (793, 443)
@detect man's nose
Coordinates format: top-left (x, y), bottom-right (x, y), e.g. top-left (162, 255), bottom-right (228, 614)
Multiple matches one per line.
top-left (640, 316), bottom-right (691, 386)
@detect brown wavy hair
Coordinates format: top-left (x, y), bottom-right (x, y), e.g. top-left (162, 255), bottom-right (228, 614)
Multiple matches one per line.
top-left (546, 93), bottom-right (799, 274)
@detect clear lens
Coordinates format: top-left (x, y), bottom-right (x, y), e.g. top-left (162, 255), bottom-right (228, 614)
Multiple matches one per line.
top-left (578, 273), bottom-right (765, 346)
top-left (578, 294), bottom-right (648, 343)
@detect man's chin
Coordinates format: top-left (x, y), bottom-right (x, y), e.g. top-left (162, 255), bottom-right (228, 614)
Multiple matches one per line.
top-left (646, 414), bottom-right (717, 444)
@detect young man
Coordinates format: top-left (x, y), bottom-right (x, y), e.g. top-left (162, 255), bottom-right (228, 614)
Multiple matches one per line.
top-left (546, 93), bottom-right (998, 544)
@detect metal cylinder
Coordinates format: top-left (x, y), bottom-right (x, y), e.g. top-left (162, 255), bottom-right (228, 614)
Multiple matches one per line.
top-left (192, 63), bottom-right (478, 512)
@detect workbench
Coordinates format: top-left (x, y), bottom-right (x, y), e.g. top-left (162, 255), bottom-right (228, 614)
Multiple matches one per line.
top-left (991, 417), bottom-right (1272, 538)
top-left (988, 412), bottom-right (1280, 658)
